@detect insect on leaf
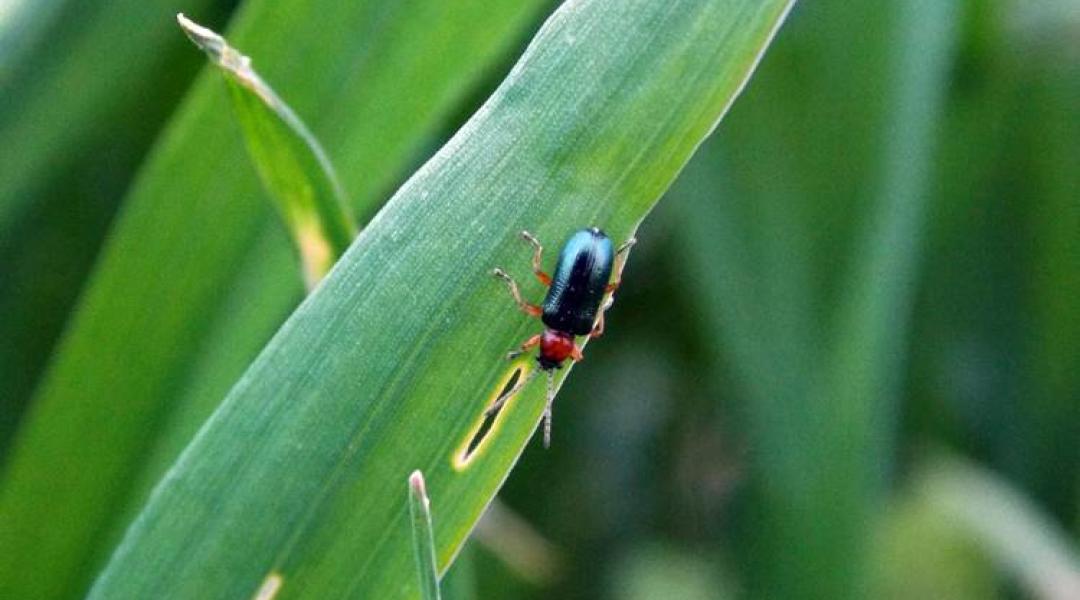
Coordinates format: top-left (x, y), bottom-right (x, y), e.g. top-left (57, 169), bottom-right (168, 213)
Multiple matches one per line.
top-left (88, 1), bottom-right (796, 598)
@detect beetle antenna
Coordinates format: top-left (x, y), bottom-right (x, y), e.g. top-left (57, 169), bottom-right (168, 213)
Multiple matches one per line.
top-left (542, 371), bottom-right (556, 448)
top-left (485, 367), bottom-right (540, 417)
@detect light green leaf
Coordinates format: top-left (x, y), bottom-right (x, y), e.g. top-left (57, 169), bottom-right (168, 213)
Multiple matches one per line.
top-left (609, 543), bottom-right (735, 600)
top-left (89, 0), bottom-right (794, 597)
top-left (409, 471), bottom-right (443, 600)
top-left (870, 490), bottom-right (996, 600)
top-left (178, 14), bottom-right (356, 288)
top-left (917, 454), bottom-right (1080, 599)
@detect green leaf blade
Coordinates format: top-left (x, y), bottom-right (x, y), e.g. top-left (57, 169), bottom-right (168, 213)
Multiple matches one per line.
top-left (0, 0), bottom-right (220, 235)
top-left (675, 0), bottom-right (961, 596)
top-left (913, 454), bottom-right (1080, 597)
top-left (178, 13), bottom-right (357, 287)
top-left (805, 1), bottom-right (961, 595)
top-left (409, 471), bottom-right (443, 600)
top-left (88, 1), bottom-right (794, 598)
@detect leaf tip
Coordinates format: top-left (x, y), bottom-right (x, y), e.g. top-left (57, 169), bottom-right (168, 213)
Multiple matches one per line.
top-left (176, 13), bottom-right (251, 74)
top-left (177, 13), bottom-right (220, 53)
top-left (409, 470), bottom-right (429, 506)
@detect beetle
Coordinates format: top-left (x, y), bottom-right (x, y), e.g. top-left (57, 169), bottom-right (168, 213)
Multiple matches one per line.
top-left (487, 227), bottom-right (635, 447)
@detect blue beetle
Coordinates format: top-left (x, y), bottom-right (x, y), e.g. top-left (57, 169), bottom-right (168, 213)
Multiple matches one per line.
top-left (489, 227), bottom-right (635, 446)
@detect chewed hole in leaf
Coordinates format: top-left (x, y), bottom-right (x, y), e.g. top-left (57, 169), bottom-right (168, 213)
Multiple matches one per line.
top-left (454, 367), bottom-right (524, 469)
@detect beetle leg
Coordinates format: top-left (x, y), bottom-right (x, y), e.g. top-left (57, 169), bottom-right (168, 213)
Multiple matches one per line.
top-left (590, 295), bottom-right (615, 338)
top-left (570, 344), bottom-right (584, 362)
top-left (521, 231), bottom-right (552, 286)
top-left (485, 367), bottom-right (540, 417)
top-left (595, 237), bottom-right (632, 331)
top-left (605, 237), bottom-right (637, 292)
top-left (493, 268), bottom-right (542, 317)
top-left (507, 334), bottom-right (541, 360)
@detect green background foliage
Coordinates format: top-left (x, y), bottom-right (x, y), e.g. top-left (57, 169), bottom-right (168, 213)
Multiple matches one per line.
top-left (1, 0), bottom-right (1077, 599)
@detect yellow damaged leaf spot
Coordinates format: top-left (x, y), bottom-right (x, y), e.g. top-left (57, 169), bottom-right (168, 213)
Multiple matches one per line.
top-left (297, 219), bottom-right (334, 290)
top-left (251, 572), bottom-right (283, 600)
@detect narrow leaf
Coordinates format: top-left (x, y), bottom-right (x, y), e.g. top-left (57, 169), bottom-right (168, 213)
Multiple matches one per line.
top-left (918, 455), bottom-right (1080, 600)
top-left (409, 471), bottom-right (442, 600)
top-left (89, 0), bottom-right (795, 598)
top-left (806, 1), bottom-right (959, 592)
top-left (675, 0), bottom-right (960, 596)
top-left (178, 14), bottom-right (356, 288)
top-left (0, 0), bottom-right (219, 453)
top-left (0, 0), bottom-right (67, 86)
top-left (0, 0), bottom-right (218, 235)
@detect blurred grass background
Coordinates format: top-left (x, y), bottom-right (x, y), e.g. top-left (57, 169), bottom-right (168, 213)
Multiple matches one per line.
top-left (1, 0), bottom-right (1077, 598)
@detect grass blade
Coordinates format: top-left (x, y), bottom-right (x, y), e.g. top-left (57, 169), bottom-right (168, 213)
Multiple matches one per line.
top-left (89, 1), bottom-right (795, 597)
top-left (410, 471), bottom-right (443, 600)
top-left (0, 0), bottom-right (67, 85)
top-left (871, 490), bottom-right (996, 599)
top-left (472, 500), bottom-right (563, 585)
top-left (917, 455), bottom-right (1080, 600)
top-left (0, 0), bottom-right (219, 235)
top-left (178, 14), bottom-right (356, 288)
top-left (804, 0), bottom-right (959, 594)
top-left (0, 3), bottom-right (547, 599)
top-left (676, 0), bottom-right (959, 596)
top-left (0, 0), bottom-right (221, 449)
